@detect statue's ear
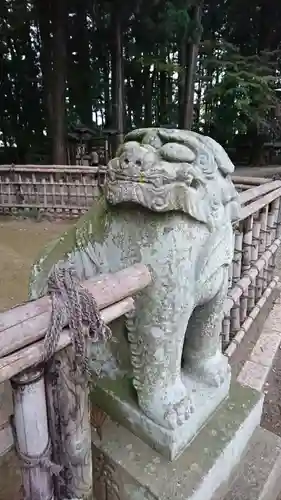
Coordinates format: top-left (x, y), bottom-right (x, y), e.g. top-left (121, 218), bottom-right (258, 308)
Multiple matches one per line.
top-left (203, 136), bottom-right (235, 175)
top-left (159, 142), bottom-right (196, 163)
top-left (124, 129), bottom-right (149, 143)
top-left (171, 184), bottom-right (212, 226)
top-left (115, 141), bottom-right (143, 158)
top-left (158, 129), bottom-right (201, 151)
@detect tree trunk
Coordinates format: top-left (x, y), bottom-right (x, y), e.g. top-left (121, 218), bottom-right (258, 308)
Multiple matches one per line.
top-left (144, 66), bottom-right (154, 127)
top-left (179, 2), bottom-right (202, 129)
top-left (126, 79), bottom-right (134, 129)
top-left (76, 2), bottom-right (92, 125)
top-left (194, 56), bottom-right (203, 128)
top-left (151, 67), bottom-right (158, 125)
top-left (51, 0), bottom-right (67, 164)
top-left (178, 41), bottom-right (185, 127)
top-left (132, 77), bottom-right (143, 128)
top-left (159, 68), bottom-right (167, 125)
top-left (102, 59), bottom-right (111, 127)
top-left (167, 54), bottom-right (173, 125)
top-left (247, 3), bottom-right (273, 165)
top-left (111, 7), bottom-right (124, 152)
top-left (36, 0), bottom-right (54, 140)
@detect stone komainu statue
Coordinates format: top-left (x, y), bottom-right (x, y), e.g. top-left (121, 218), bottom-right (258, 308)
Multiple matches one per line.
top-left (29, 128), bottom-right (241, 432)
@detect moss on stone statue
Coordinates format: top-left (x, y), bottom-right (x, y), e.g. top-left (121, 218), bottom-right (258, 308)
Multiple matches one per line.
top-left (91, 373), bottom-right (138, 406)
top-left (28, 193), bottom-right (109, 298)
top-left (90, 372), bottom-right (140, 433)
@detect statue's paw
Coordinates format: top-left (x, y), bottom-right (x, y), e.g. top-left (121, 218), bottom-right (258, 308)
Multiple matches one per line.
top-left (164, 395), bottom-right (194, 429)
top-left (191, 353), bottom-right (230, 387)
top-left (139, 379), bottom-right (194, 430)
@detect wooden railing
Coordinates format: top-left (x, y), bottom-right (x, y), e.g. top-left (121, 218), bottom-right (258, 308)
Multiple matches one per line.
top-left (0, 264), bottom-right (151, 499)
top-left (0, 165), bottom-right (106, 217)
top-left (223, 177), bottom-right (281, 355)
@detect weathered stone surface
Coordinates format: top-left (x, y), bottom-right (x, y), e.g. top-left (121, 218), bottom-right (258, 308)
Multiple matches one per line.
top-left (29, 128), bottom-right (240, 457)
top-left (213, 427), bottom-right (281, 500)
top-left (90, 320), bottom-right (230, 460)
top-left (250, 332), bottom-right (281, 368)
top-left (237, 360), bottom-right (269, 392)
top-left (91, 383), bottom-right (263, 500)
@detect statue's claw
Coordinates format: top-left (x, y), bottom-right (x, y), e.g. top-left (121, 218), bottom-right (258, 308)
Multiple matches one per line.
top-left (164, 396), bottom-right (194, 429)
top-left (139, 379), bottom-right (194, 430)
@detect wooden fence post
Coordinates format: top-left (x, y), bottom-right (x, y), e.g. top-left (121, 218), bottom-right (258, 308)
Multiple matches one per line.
top-left (230, 225), bottom-right (243, 336)
top-left (11, 367), bottom-right (55, 500)
top-left (256, 206), bottom-right (268, 299)
top-left (267, 198), bottom-right (280, 281)
top-left (46, 344), bottom-right (93, 500)
top-left (240, 215), bottom-right (253, 323)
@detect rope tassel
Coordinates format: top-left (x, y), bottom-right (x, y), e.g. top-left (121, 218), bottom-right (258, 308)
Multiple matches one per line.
top-left (43, 263), bottom-right (112, 377)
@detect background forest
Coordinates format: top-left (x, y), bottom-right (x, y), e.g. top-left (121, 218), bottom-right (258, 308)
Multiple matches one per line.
top-left (1, 0), bottom-right (281, 165)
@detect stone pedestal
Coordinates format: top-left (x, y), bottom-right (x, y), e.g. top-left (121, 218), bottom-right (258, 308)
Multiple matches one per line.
top-left (91, 368), bottom-right (231, 461)
top-left (90, 319), bottom-right (231, 461)
top-left (91, 383), bottom-right (263, 500)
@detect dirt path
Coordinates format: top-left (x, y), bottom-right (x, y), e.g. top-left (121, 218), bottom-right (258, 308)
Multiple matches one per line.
top-left (0, 217), bottom-right (73, 312)
top-left (0, 218), bottom-right (73, 500)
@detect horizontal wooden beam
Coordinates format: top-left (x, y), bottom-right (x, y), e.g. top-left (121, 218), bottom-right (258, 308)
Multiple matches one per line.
top-left (0, 164), bottom-right (106, 174)
top-left (238, 180), bottom-right (281, 205)
top-left (0, 297), bottom-right (135, 383)
top-left (233, 175), bottom-right (270, 185)
top-left (0, 264), bottom-right (151, 357)
top-left (239, 187), bottom-right (281, 220)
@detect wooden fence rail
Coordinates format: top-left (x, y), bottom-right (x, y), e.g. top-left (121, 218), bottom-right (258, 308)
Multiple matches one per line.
top-left (0, 264), bottom-right (152, 499)
top-left (0, 165), bottom-right (106, 217)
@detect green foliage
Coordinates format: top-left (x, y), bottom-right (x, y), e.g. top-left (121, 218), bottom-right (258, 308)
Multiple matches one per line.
top-left (1, 0), bottom-right (281, 162)
top-left (202, 41), bottom-right (279, 143)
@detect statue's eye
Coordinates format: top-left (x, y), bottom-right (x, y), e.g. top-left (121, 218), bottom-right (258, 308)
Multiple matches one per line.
top-left (123, 158), bottom-right (129, 164)
top-left (136, 159), bottom-right (142, 166)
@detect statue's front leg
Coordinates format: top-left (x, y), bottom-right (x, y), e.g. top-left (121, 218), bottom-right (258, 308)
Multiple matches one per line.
top-left (126, 297), bottom-right (194, 430)
top-left (182, 266), bottom-right (230, 387)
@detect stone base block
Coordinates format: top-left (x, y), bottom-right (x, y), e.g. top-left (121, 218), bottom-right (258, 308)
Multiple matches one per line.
top-left (90, 370), bottom-right (231, 460)
top-left (91, 383), bottom-right (263, 500)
